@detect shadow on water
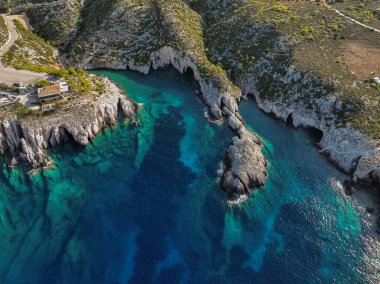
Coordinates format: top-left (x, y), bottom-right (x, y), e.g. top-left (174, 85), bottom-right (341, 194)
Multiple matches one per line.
top-left (286, 113), bottom-right (323, 144)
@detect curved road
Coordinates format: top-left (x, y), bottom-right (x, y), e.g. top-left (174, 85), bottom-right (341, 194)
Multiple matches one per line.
top-left (0, 15), bottom-right (46, 85)
top-left (322, 1), bottom-right (380, 33)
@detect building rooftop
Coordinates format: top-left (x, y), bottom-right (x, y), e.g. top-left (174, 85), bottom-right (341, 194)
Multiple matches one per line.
top-left (38, 85), bottom-right (61, 98)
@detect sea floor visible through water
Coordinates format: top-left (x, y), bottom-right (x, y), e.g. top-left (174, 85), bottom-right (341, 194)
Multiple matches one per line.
top-left (0, 68), bottom-right (378, 284)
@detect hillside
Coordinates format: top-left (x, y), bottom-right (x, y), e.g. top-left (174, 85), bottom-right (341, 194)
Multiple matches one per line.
top-left (12, 0), bottom-right (377, 139)
top-left (2, 0), bottom-right (380, 190)
top-left (0, 15), bottom-right (8, 47)
top-left (2, 18), bottom-right (59, 68)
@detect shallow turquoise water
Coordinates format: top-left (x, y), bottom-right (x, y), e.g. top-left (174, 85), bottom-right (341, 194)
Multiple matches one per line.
top-left (0, 69), bottom-right (378, 283)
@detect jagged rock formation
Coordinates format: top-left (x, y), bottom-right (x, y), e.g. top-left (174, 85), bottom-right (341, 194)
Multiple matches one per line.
top-left (0, 79), bottom-right (138, 171)
top-left (244, 76), bottom-right (380, 190)
top-left (223, 127), bottom-right (267, 200)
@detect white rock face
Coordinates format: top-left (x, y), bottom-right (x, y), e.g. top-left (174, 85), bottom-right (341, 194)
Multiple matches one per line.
top-left (223, 127), bottom-right (268, 199)
top-left (81, 46), bottom-right (242, 120)
top-left (0, 79), bottom-right (138, 170)
top-left (240, 70), bottom-right (380, 183)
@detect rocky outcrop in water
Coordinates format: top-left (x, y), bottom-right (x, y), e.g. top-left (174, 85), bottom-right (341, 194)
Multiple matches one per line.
top-left (0, 79), bottom-right (139, 171)
top-left (223, 127), bottom-right (267, 200)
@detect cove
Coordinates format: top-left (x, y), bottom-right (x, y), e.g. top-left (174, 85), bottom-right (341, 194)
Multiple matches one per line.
top-left (0, 68), bottom-right (378, 284)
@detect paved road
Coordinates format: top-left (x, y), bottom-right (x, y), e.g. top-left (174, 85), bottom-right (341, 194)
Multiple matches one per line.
top-left (0, 14), bottom-right (46, 85)
top-left (0, 67), bottom-right (46, 85)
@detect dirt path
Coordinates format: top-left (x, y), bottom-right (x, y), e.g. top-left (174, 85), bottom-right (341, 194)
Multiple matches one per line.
top-left (332, 8), bottom-right (380, 33)
top-left (322, 1), bottom-right (380, 33)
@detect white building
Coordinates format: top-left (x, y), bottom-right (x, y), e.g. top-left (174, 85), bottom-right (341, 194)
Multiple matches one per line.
top-left (37, 78), bottom-right (70, 103)
top-left (59, 80), bottom-right (69, 93)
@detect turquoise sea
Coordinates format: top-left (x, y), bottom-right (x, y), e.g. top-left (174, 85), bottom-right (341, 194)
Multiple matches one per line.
top-left (0, 69), bottom-right (378, 283)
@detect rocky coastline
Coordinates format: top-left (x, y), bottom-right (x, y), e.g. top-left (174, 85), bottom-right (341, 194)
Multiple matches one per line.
top-left (75, 46), bottom-right (268, 202)
top-left (238, 75), bottom-right (380, 193)
top-left (73, 44), bottom-right (380, 203)
top-left (77, 44), bottom-right (380, 195)
top-left (0, 78), bottom-right (139, 173)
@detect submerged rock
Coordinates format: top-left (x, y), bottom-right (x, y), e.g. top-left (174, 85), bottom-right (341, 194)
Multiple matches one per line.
top-left (96, 161), bottom-right (112, 175)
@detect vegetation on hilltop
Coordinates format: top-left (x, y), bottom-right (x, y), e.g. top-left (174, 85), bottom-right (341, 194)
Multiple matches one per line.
top-left (25, 0), bottom-right (84, 47)
top-left (2, 19), bottom-right (59, 68)
top-left (67, 0), bottom-right (236, 92)
top-left (190, 0), bottom-right (380, 138)
top-left (0, 16), bottom-right (8, 47)
top-left (3, 0), bottom-right (380, 138)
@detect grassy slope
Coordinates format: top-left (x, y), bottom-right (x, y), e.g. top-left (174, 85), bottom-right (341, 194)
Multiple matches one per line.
top-left (0, 15), bottom-right (8, 47)
top-left (68, 0), bottom-right (237, 92)
top-left (192, 0), bottom-right (380, 138)
top-left (2, 19), bottom-right (60, 68)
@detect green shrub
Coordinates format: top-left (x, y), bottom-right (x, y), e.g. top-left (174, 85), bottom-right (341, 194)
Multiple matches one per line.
top-left (35, 80), bottom-right (53, 88)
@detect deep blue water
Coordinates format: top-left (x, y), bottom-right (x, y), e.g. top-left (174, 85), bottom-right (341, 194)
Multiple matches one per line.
top-left (0, 69), bottom-right (378, 283)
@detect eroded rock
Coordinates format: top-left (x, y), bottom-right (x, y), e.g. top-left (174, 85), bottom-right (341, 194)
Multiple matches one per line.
top-left (222, 127), bottom-right (267, 200)
top-left (0, 78), bottom-right (139, 170)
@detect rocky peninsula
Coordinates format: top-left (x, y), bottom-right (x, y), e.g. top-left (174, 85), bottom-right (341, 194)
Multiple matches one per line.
top-left (0, 77), bottom-right (139, 172)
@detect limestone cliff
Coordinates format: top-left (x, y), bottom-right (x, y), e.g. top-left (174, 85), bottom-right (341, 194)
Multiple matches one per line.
top-left (197, 0), bottom-right (380, 191)
top-left (0, 78), bottom-right (139, 171)
top-left (240, 67), bottom-right (380, 190)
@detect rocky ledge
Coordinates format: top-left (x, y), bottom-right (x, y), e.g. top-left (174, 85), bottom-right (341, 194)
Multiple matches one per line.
top-left (0, 78), bottom-right (140, 172)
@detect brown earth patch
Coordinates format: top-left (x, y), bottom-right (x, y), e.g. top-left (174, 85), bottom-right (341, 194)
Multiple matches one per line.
top-left (343, 42), bottom-right (380, 79)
